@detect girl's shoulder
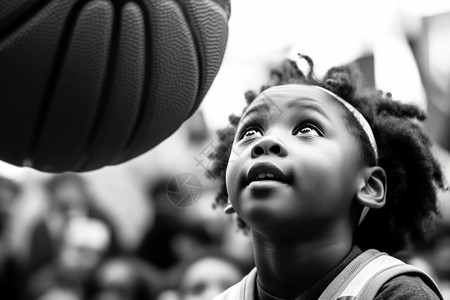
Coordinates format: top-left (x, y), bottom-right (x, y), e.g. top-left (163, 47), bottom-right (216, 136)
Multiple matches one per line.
top-left (321, 249), bottom-right (443, 299)
top-left (375, 274), bottom-right (441, 300)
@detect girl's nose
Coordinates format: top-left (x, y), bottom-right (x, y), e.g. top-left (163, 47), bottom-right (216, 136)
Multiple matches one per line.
top-left (251, 136), bottom-right (287, 158)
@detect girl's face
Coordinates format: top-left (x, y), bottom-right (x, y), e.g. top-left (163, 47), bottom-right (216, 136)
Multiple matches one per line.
top-left (225, 85), bottom-right (365, 238)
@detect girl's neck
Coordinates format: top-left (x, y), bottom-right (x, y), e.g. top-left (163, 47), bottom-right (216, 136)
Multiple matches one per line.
top-left (252, 227), bottom-right (353, 299)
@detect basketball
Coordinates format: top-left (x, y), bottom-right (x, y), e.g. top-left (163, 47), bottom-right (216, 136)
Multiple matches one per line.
top-left (0, 0), bottom-right (230, 172)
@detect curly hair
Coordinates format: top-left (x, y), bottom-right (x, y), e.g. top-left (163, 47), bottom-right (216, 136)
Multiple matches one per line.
top-left (207, 55), bottom-right (447, 254)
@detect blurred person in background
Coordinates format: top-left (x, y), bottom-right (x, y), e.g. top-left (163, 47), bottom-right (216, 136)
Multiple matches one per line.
top-left (173, 253), bottom-right (243, 300)
top-left (136, 177), bottom-right (216, 271)
top-left (0, 175), bottom-right (24, 299)
top-left (27, 173), bottom-right (120, 274)
top-left (25, 216), bottom-right (113, 300)
top-left (85, 256), bottom-right (162, 300)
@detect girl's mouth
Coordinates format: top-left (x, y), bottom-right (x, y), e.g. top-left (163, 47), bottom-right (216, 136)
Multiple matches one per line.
top-left (246, 161), bottom-right (289, 185)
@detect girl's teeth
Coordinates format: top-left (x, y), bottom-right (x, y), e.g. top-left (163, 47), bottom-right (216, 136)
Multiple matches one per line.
top-left (257, 173), bottom-right (275, 180)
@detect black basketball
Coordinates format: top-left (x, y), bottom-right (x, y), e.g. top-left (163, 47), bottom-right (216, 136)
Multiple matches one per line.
top-left (0, 0), bottom-right (230, 172)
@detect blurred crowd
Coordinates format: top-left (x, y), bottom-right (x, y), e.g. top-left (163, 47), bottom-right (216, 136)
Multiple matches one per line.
top-left (0, 166), bottom-right (254, 300)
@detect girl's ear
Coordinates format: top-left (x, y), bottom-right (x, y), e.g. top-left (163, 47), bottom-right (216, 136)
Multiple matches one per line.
top-left (357, 166), bottom-right (387, 209)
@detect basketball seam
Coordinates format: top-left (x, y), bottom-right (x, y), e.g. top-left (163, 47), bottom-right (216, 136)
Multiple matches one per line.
top-left (26, 0), bottom-right (92, 168)
top-left (117, 0), bottom-right (153, 162)
top-left (171, 0), bottom-right (204, 117)
top-left (74, 1), bottom-right (123, 171)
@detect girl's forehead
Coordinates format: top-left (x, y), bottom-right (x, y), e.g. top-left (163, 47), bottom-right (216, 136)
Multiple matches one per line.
top-left (243, 84), bottom-right (340, 117)
top-left (258, 84), bottom-right (330, 102)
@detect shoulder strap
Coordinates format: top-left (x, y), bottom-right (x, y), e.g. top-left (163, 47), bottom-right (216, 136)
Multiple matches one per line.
top-left (242, 267), bottom-right (257, 299)
top-left (337, 253), bottom-right (405, 298)
top-left (335, 252), bottom-right (443, 300)
top-left (356, 263), bottom-right (444, 300)
top-left (320, 249), bottom-right (443, 300)
top-left (319, 249), bottom-right (382, 299)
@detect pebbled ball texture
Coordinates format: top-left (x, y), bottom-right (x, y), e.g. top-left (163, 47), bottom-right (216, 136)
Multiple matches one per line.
top-left (0, 0), bottom-right (230, 172)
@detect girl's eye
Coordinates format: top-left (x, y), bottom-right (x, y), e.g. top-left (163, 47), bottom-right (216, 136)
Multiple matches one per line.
top-left (294, 123), bottom-right (323, 137)
top-left (240, 127), bottom-right (262, 140)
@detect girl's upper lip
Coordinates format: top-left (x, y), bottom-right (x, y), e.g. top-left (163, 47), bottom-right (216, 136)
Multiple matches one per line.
top-left (246, 161), bottom-right (289, 185)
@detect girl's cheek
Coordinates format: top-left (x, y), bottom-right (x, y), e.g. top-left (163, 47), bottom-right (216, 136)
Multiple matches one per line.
top-left (225, 158), bottom-right (239, 195)
top-left (226, 143), bottom-right (246, 192)
top-left (225, 161), bottom-right (234, 189)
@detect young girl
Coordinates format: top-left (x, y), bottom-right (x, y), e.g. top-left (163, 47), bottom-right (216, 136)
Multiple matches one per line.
top-left (208, 56), bottom-right (447, 299)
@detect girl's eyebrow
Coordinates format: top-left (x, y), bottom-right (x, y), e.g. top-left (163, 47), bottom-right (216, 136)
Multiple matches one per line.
top-left (287, 98), bottom-right (332, 122)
